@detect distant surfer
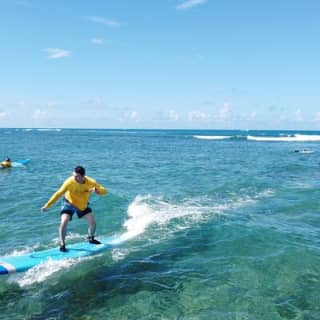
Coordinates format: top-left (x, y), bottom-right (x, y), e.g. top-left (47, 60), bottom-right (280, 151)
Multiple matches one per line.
top-left (294, 149), bottom-right (314, 154)
top-left (0, 157), bottom-right (12, 168)
top-left (41, 166), bottom-right (107, 252)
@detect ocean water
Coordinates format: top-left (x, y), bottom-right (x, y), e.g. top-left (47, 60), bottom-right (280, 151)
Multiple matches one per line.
top-left (1, 128), bottom-right (320, 320)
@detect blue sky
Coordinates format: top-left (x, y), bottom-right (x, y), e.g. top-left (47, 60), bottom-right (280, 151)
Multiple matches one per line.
top-left (1, 0), bottom-right (320, 129)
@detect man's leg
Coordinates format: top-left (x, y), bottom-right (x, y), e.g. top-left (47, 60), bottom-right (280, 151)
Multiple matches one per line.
top-left (83, 213), bottom-right (100, 244)
top-left (59, 213), bottom-right (70, 247)
top-left (83, 212), bottom-right (96, 237)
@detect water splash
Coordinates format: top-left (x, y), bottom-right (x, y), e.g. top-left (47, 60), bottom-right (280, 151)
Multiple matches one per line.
top-left (8, 258), bottom-right (75, 287)
top-left (119, 191), bottom-right (273, 242)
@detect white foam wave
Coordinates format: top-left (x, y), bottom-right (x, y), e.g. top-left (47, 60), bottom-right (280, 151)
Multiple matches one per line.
top-left (247, 134), bottom-right (320, 142)
top-left (111, 248), bottom-right (131, 261)
top-left (9, 254), bottom-right (103, 287)
top-left (21, 128), bottom-right (61, 132)
top-left (118, 190), bottom-right (273, 243)
top-left (118, 195), bottom-right (206, 242)
top-left (5, 243), bottom-right (41, 257)
top-left (8, 258), bottom-right (76, 287)
top-left (193, 135), bottom-right (231, 140)
top-left (37, 128), bottom-right (61, 132)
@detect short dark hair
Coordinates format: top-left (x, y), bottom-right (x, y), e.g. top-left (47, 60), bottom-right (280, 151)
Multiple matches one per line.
top-left (74, 166), bottom-right (85, 176)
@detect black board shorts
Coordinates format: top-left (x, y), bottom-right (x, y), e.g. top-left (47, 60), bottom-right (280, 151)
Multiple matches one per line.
top-left (60, 198), bottom-right (92, 220)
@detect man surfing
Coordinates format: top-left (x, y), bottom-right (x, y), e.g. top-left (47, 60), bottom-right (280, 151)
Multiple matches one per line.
top-left (41, 166), bottom-right (107, 252)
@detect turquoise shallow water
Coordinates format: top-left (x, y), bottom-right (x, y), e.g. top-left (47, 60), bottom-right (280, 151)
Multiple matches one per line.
top-left (1, 129), bottom-right (320, 319)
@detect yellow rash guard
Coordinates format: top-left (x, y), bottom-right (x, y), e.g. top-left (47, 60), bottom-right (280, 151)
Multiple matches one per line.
top-left (44, 176), bottom-right (107, 211)
top-left (1, 160), bottom-right (12, 168)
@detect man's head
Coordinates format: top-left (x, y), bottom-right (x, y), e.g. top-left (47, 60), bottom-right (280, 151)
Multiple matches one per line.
top-left (74, 166), bottom-right (85, 176)
top-left (73, 166), bottom-right (86, 183)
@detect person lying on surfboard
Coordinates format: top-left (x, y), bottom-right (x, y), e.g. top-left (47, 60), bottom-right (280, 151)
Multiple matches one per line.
top-left (41, 166), bottom-right (107, 252)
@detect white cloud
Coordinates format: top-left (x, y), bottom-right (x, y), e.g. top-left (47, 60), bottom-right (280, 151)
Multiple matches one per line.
top-left (314, 112), bottom-right (320, 122)
top-left (44, 48), bottom-right (71, 59)
top-left (295, 108), bottom-right (304, 122)
top-left (168, 109), bottom-right (179, 121)
top-left (86, 16), bottom-right (121, 27)
top-left (32, 109), bottom-right (48, 120)
top-left (86, 97), bottom-right (105, 108)
top-left (0, 112), bottom-right (8, 119)
top-left (188, 111), bottom-right (210, 121)
top-left (279, 113), bottom-right (287, 121)
top-left (129, 111), bottom-right (139, 121)
top-left (247, 111), bottom-right (257, 121)
top-left (176, 0), bottom-right (207, 10)
top-left (91, 38), bottom-right (105, 45)
top-left (195, 53), bottom-right (205, 62)
top-left (45, 101), bottom-right (60, 108)
top-left (213, 103), bottom-right (232, 121)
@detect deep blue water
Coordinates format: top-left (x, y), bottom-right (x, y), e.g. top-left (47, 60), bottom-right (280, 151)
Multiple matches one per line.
top-left (1, 128), bottom-right (320, 320)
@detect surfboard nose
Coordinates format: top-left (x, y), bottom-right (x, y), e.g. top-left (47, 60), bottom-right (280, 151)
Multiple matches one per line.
top-left (0, 261), bottom-right (16, 274)
top-left (0, 265), bottom-right (8, 275)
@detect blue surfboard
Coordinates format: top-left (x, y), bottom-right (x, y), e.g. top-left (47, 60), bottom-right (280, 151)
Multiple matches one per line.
top-left (0, 235), bottom-right (121, 275)
top-left (11, 159), bottom-right (31, 167)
